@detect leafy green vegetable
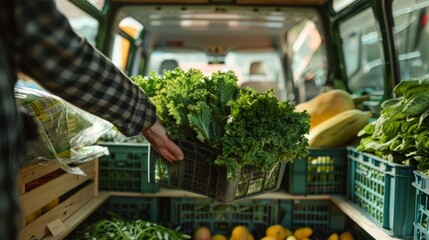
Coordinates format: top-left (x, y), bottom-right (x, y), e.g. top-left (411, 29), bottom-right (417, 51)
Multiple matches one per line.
top-left (74, 218), bottom-right (190, 240)
top-left (217, 88), bottom-right (310, 178)
top-left (131, 68), bottom-right (310, 179)
top-left (357, 75), bottom-right (429, 174)
top-left (393, 74), bottom-right (429, 95)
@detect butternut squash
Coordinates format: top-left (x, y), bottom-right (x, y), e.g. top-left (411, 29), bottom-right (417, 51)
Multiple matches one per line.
top-left (308, 109), bottom-right (372, 148)
top-left (295, 89), bottom-right (355, 130)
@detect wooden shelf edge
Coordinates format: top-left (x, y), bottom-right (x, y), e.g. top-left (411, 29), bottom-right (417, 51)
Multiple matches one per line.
top-left (107, 188), bottom-right (332, 200)
top-left (329, 195), bottom-right (405, 240)
top-left (42, 191), bottom-right (110, 240)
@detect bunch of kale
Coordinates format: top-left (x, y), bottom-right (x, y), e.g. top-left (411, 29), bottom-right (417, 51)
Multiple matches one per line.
top-left (132, 68), bottom-right (310, 178)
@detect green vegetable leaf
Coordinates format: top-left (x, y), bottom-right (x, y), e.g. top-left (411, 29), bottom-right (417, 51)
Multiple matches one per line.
top-left (187, 102), bottom-right (214, 144)
top-left (402, 90), bottom-right (429, 115)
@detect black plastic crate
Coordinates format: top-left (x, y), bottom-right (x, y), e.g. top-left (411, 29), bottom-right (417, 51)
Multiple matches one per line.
top-left (149, 141), bottom-right (285, 202)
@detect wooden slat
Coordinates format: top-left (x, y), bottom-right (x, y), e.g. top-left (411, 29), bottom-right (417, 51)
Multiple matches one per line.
top-left (18, 162), bottom-right (60, 194)
top-left (42, 192), bottom-right (110, 240)
top-left (19, 161), bottom-right (96, 219)
top-left (18, 182), bottom-right (97, 240)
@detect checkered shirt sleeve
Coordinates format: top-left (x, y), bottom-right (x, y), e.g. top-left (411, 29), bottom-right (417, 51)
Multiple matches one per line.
top-left (14, 0), bottom-right (156, 136)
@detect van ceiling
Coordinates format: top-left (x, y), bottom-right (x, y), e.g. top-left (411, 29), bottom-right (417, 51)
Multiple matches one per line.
top-left (119, 4), bottom-right (320, 51)
top-left (112, 0), bottom-right (327, 5)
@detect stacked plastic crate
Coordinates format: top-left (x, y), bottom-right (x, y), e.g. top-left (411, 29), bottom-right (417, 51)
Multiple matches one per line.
top-left (98, 142), bottom-right (160, 193)
top-left (347, 147), bottom-right (415, 239)
top-left (283, 148), bottom-right (351, 237)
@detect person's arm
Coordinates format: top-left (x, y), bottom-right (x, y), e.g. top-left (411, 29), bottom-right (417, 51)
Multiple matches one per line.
top-left (14, 0), bottom-right (183, 161)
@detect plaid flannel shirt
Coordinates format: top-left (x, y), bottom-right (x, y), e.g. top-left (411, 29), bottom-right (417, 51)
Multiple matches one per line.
top-left (0, 0), bottom-right (156, 239)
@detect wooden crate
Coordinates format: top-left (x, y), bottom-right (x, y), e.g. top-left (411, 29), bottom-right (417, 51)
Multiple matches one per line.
top-left (17, 159), bottom-right (99, 240)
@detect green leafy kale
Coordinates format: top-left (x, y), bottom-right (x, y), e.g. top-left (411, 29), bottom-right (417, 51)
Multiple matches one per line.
top-left (217, 88), bottom-right (310, 178)
top-left (132, 68), bottom-right (310, 179)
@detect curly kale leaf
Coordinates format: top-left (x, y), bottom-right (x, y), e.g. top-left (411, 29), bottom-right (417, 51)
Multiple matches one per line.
top-left (216, 88), bottom-right (310, 179)
top-left (131, 68), bottom-right (239, 145)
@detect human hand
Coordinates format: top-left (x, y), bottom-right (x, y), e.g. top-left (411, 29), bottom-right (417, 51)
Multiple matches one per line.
top-left (142, 118), bottom-right (184, 162)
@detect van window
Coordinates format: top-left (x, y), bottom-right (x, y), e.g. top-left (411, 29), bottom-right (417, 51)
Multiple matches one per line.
top-left (288, 19), bottom-right (326, 102)
top-left (147, 48), bottom-right (209, 75)
top-left (392, 0), bottom-right (429, 80)
top-left (111, 17), bottom-right (144, 72)
top-left (332, 0), bottom-right (358, 12)
top-left (55, 0), bottom-right (99, 46)
top-left (340, 7), bottom-right (384, 92)
top-left (88, 0), bottom-right (106, 11)
top-left (147, 47), bottom-right (285, 99)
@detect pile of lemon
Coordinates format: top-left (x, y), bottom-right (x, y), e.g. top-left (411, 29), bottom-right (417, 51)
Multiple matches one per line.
top-left (261, 224), bottom-right (309, 240)
top-left (194, 225), bottom-right (354, 240)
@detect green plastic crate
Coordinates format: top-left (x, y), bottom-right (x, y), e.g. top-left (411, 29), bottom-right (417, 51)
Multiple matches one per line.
top-left (99, 143), bottom-right (160, 193)
top-left (149, 141), bottom-right (285, 202)
top-left (287, 148), bottom-right (347, 195)
top-left (279, 199), bottom-right (346, 231)
top-left (97, 196), bottom-right (160, 222)
top-left (170, 197), bottom-right (278, 236)
top-left (65, 197), bottom-right (160, 240)
top-left (347, 147), bottom-right (415, 239)
top-left (413, 170), bottom-right (429, 240)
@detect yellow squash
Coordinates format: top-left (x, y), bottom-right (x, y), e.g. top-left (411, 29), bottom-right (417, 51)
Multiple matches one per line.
top-left (295, 89), bottom-right (355, 130)
top-left (308, 109), bottom-right (372, 148)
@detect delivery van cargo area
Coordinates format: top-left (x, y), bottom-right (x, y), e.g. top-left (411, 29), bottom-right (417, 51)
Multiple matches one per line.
top-left (13, 0), bottom-right (429, 239)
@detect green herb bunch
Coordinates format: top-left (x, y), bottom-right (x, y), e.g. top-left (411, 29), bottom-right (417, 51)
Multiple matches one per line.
top-left (74, 218), bottom-right (190, 240)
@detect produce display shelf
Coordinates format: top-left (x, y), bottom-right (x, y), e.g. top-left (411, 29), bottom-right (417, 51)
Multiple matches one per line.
top-left (20, 150), bottom-right (417, 240)
top-left (29, 189), bottom-right (410, 240)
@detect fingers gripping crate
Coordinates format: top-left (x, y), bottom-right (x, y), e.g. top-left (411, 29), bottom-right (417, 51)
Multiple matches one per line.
top-left (279, 199), bottom-right (346, 231)
top-left (17, 159), bottom-right (98, 240)
top-left (346, 147), bottom-right (415, 239)
top-left (170, 197), bottom-right (278, 236)
top-left (413, 171), bottom-right (429, 240)
top-left (98, 142), bottom-right (160, 193)
top-left (287, 148), bottom-right (347, 195)
top-left (149, 141), bottom-right (286, 203)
